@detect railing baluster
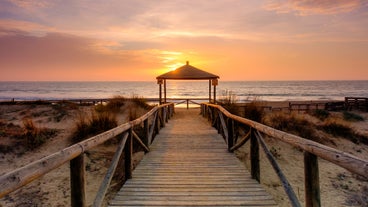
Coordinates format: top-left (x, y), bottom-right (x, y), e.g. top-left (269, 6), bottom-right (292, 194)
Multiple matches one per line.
top-left (143, 119), bottom-right (149, 147)
top-left (304, 151), bottom-right (321, 207)
top-left (227, 118), bottom-right (234, 151)
top-left (162, 108), bottom-right (166, 127)
top-left (155, 110), bottom-right (160, 135)
top-left (124, 129), bottom-right (133, 180)
top-left (148, 111), bottom-right (158, 144)
top-left (256, 131), bottom-right (301, 207)
top-left (250, 128), bottom-right (260, 182)
top-left (70, 154), bottom-right (86, 207)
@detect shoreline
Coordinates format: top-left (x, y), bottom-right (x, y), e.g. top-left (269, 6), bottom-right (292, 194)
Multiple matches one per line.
top-left (1, 98), bottom-right (362, 113)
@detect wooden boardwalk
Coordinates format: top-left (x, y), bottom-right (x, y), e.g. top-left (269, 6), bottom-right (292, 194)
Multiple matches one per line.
top-left (109, 108), bottom-right (276, 207)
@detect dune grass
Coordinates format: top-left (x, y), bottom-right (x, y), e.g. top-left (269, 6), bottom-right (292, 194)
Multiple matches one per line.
top-left (343, 111), bottom-right (364, 122)
top-left (243, 101), bottom-right (264, 122)
top-left (263, 112), bottom-right (319, 142)
top-left (131, 94), bottom-right (152, 110)
top-left (311, 109), bottom-right (330, 121)
top-left (71, 95), bottom-right (152, 143)
top-left (71, 112), bottom-right (118, 143)
top-left (22, 118), bottom-right (57, 149)
top-left (320, 118), bottom-right (367, 145)
top-left (218, 90), bottom-right (241, 115)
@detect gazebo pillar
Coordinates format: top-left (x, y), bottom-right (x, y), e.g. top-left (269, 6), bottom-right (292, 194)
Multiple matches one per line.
top-left (212, 79), bottom-right (218, 104)
top-left (164, 79), bottom-right (167, 103)
top-left (208, 80), bottom-right (211, 103)
top-left (157, 79), bottom-right (163, 104)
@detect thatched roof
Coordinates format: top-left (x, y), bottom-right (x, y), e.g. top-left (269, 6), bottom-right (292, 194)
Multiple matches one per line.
top-left (156, 61), bottom-right (219, 80)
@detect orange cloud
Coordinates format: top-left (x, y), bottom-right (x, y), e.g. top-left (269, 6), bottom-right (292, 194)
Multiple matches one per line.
top-left (0, 19), bottom-right (53, 36)
top-left (265, 0), bottom-right (362, 15)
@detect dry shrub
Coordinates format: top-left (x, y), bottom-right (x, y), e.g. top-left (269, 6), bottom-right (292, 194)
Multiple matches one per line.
top-left (51, 101), bottom-right (78, 122)
top-left (311, 109), bottom-right (330, 121)
top-left (243, 101), bottom-right (264, 122)
top-left (71, 112), bottom-right (118, 144)
top-left (22, 118), bottom-right (57, 149)
top-left (218, 90), bottom-right (241, 115)
top-left (343, 111), bottom-right (364, 122)
top-left (129, 108), bottom-right (138, 121)
top-left (131, 95), bottom-right (152, 110)
top-left (107, 96), bottom-right (127, 112)
top-left (95, 96), bottom-right (126, 113)
top-left (320, 118), bottom-right (368, 144)
top-left (263, 112), bottom-right (326, 144)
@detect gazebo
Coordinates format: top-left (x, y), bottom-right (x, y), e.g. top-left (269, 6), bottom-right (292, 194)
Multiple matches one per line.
top-left (156, 61), bottom-right (220, 104)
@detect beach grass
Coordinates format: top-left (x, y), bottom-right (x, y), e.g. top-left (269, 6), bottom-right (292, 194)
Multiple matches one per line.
top-left (22, 118), bottom-right (57, 149)
top-left (343, 111), bottom-right (365, 122)
top-left (71, 112), bottom-right (118, 143)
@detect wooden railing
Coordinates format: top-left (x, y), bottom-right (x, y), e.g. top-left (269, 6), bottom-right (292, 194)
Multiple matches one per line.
top-left (345, 97), bottom-right (368, 111)
top-left (201, 103), bottom-right (368, 207)
top-left (0, 103), bottom-right (175, 207)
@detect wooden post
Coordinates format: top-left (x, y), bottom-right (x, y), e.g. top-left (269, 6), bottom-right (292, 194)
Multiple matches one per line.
top-left (165, 107), bottom-right (169, 122)
top-left (227, 118), bottom-right (234, 151)
top-left (124, 129), bottom-right (133, 180)
top-left (250, 129), bottom-right (260, 182)
top-left (155, 111), bottom-right (160, 135)
top-left (209, 79), bottom-right (211, 103)
top-left (164, 79), bottom-right (167, 103)
top-left (159, 82), bottom-right (162, 105)
top-left (162, 108), bottom-right (166, 127)
top-left (143, 119), bottom-right (149, 147)
top-left (214, 85), bottom-right (217, 104)
top-left (304, 151), bottom-right (321, 207)
top-left (187, 99), bottom-right (189, 109)
top-left (70, 154), bottom-right (86, 207)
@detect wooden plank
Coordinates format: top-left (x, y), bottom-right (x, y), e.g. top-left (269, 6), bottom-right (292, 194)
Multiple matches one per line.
top-left (113, 195), bottom-right (275, 201)
top-left (109, 108), bottom-right (276, 207)
top-left (116, 191), bottom-right (270, 196)
top-left (118, 187), bottom-right (268, 192)
top-left (109, 200), bottom-right (277, 206)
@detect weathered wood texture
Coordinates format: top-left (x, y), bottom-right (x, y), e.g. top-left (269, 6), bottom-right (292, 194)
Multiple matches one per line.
top-left (70, 154), bottom-right (86, 207)
top-left (204, 104), bottom-right (368, 178)
top-left (109, 108), bottom-right (276, 207)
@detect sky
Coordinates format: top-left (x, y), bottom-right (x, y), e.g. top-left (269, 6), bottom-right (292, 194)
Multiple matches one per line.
top-left (0, 0), bottom-right (367, 81)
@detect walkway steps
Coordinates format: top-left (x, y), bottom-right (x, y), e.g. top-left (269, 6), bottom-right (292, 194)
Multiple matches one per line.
top-left (109, 108), bottom-right (276, 206)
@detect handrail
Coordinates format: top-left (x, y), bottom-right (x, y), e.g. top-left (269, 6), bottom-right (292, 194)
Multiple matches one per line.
top-left (201, 103), bottom-right (368, 207)
top-left (0, 102), bottom-right (175, 207)
top-left (204, 103), bottom-right (368, 176)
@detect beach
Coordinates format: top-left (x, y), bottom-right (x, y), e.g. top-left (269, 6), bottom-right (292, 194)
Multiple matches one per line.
top-left (0, 100), bottom-right (367, 206)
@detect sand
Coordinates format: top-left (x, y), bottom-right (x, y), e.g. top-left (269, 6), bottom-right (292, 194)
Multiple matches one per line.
top-left (0, 101), bottom-right (367, 207)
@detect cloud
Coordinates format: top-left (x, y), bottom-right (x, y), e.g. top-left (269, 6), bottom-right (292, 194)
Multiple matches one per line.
top-left (0, 19), bottom-right (53, 36)
top-left (0, 30), bottom-right (163, 80)
top-left (9, 0), bottom-right (51, 10)
top-left (264, 0), bottom-right (363, 15)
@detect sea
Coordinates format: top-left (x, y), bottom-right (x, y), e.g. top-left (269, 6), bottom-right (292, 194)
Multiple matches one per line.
top-left (0, 80), bottom-right (367, 102)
